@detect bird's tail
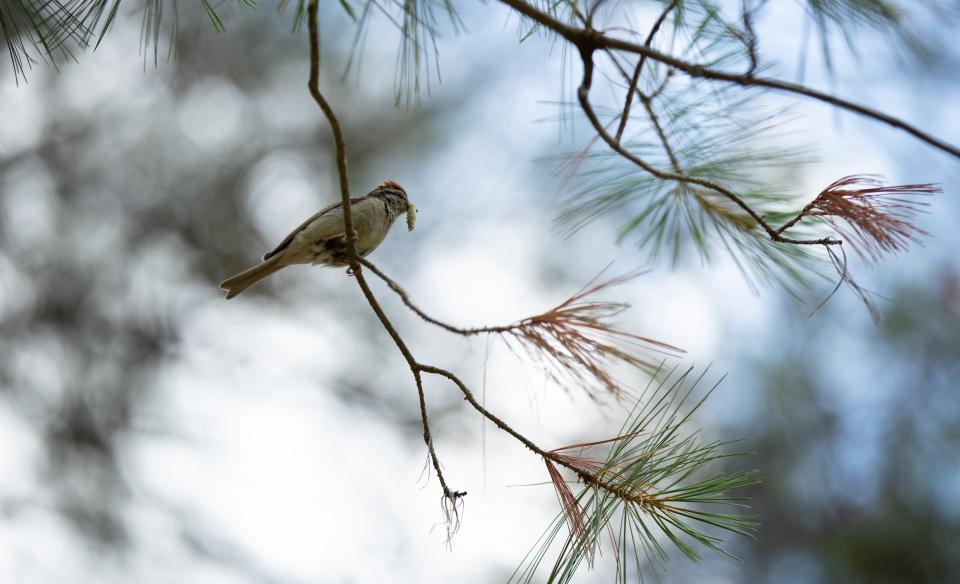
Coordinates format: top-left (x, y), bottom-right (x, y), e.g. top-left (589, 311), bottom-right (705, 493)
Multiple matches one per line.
top-left (219, 255), bottom-right (284, 299)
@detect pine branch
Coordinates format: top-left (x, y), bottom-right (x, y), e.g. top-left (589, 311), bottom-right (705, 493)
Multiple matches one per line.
top-left (498, 0), bottom-right (960, 161)
top-left (800, 0), bottom-right (943, 69)
top-left (502, 0), bottom-right (944, 314)
top-left (0, 0), bottom-right (262, 81)
top-left (511, 367), bottom-right (759, 583)
top-left (575, 39), bottom-right (839, 248)
top-left (305, 0), bottom-right (688, 545)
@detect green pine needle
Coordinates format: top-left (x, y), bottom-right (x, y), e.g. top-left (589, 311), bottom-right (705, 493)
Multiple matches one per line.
top-left (510, 366), bottom-right (760, 584)
top-left (0, 0), bottom-right (256, 81)
top-left (550, 72), bottom-right (828, 297)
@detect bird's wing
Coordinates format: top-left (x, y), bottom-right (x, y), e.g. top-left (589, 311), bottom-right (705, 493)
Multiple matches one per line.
top-left (262, 196), bottom-right (369, 260)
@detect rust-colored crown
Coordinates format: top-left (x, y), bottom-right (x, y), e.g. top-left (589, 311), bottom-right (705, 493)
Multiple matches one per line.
top-left (378, 179), bottom-right (406, 194)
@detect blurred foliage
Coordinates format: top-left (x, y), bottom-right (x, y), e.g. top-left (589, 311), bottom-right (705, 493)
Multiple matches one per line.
top-left (801, 0), bottom-right (951, 66)
top-left (694, 268), bottom-right (960, 583)
top-left (0, 0), bottom-right (462, 101)
top-left (0, 3), bottom-right (463, 575)
top-left (0, 1), bottom-right (255, 81)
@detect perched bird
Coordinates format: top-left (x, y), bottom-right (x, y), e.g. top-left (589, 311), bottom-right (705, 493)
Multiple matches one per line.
top-left (219, 179), bottom-right (409, 299)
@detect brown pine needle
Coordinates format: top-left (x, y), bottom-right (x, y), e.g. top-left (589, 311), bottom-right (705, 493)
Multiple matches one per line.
top-left (502, 269), bottom-right (684, 401)
top-left (545, 459), bottom-right (592, 565)
top-left (807, 175), bottom-right (939, 262)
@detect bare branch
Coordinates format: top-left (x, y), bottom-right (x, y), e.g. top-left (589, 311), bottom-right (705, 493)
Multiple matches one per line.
top-left (307, 0), bottom-right (353, 248)
top-left (303, 0), bottom-right (757, 553)
top-left (358, 258), bottom-right (512, 336)
top-left (307, 0), bottom-right (680, 533)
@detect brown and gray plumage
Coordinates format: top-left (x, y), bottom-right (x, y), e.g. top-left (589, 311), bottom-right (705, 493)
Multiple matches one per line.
top-left (219, 179), bottom-right (409, 299)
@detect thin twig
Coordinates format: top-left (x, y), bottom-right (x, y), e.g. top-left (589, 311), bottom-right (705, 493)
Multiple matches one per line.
top-left (418, 365), bottom-right (660, 507)
top-left (361, 258), bottom-right (682, 400)
top-left (358, 258), bottom-right (513, 335)
top-left (613, 0), bottom-right (676, 144)
top-left (307, 0), bottom-right (353, 248)
top-left (606, 51), bottom-right (681, 173)
top-left (741, 0), bottom-right (761, 75)
top-left (367, 260), bottom-right (667, 507)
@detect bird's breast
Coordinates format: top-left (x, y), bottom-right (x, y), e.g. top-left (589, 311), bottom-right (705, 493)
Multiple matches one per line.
top-left (295, 199), bottom-right (392, 266)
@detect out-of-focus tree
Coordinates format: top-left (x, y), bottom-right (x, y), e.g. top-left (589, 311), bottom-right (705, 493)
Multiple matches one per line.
top-left (676, 267), bottom-right (960, 584)
top-left (0, 3), bottom-right (466, 578)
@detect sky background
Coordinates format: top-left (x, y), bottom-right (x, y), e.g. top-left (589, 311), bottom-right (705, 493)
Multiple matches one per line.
top-left (1, 1), bottom-right (958, 583)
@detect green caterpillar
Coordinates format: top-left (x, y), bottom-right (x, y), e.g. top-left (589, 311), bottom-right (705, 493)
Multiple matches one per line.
top-left (406, 202), bottom-right (417, 232)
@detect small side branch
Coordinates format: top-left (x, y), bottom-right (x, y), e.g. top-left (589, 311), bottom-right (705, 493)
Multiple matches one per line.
top-left (613, 0), bottom-right (676, 144)
top-left (358, 258), bottom-right (513, 336)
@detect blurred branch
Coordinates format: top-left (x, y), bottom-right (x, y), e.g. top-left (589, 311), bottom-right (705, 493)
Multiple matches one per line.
top-left (0, 0), bottom-right (259, 80)
top-left (741, 0), bottom-right (761, 74)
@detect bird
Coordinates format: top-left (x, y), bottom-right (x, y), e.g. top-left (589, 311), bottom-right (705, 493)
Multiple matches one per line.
top-left (219, 179), bottom-right (409, 299)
